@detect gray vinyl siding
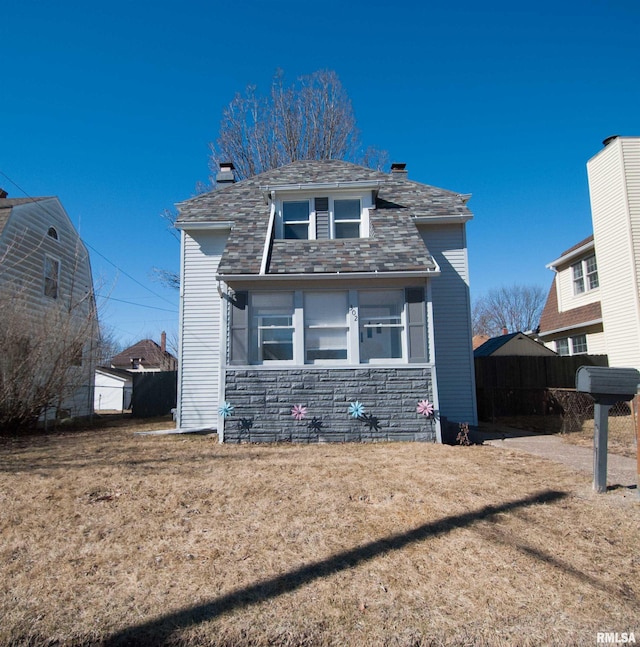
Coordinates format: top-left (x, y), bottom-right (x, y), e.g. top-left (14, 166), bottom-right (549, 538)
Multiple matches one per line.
top-left (0, 198), bottom-right (96, 418)
top-left (177, 229), bottom-right (227, 428)
top-left (419, 223), bottom-right (477, 425)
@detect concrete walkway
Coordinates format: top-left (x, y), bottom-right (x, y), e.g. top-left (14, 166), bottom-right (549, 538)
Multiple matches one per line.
top-left (483, 431), bottom-right (638, 489)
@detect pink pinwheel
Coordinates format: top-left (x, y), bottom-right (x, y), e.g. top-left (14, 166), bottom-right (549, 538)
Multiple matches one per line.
top-left (416, 399), bottom-right (434, 417)
top-left (291, 404), bottom-right (308, 421)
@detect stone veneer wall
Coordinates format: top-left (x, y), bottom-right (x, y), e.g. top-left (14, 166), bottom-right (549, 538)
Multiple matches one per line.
top-left (222, 367), bottom-right (436, 443)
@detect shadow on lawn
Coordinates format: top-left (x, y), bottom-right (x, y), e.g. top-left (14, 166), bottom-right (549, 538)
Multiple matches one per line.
top-left (105, 489), bottom-right (566, 646)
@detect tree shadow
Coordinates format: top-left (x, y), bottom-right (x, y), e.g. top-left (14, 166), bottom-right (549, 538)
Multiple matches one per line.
top-left (104, 489), bottom-right (566, 646)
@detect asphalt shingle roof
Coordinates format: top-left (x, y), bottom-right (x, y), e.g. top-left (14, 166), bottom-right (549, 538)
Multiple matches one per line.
top-left (176, 159), bottom-right (472, 276)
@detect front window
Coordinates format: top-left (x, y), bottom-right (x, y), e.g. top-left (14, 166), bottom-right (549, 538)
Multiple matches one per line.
top-left (251, 292), bottom-right (294, 362)
top-left (232, 288), bottom-right (427, 366)
top-left (283, 201), bottom-right (310, 240)
top-left (333, 199), bottom-right (361, 238)
top-left (359, 290), bottom-right (404, 361)
top-left (44, 256), bottom-right (59, 299)
top-left (304, 292), bottom-right (348, 362)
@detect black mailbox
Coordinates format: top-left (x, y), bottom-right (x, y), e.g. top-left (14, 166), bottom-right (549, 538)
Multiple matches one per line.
top-left (575, 366), bottom-right (640, 402)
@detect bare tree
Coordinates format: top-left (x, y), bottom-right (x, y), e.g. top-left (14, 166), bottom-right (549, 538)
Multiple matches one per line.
top-left (472, 284), bottom-right (546, 337)
top-left (208, 69), bottom-right (387, 181)
top-left (0, 285), bottom-right (98, 432)
top-left (156, 69), bottom-right (388, 291)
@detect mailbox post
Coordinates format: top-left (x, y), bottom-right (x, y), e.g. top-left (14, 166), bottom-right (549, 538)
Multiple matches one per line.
top-left (576, 366), bottom-right (640, 493)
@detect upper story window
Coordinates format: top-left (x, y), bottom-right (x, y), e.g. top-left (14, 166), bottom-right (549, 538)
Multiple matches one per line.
top-left (283, 201), bottom-right (310, 240)
top-left (572, 254), bottom-right (598, 294)
top-left (278, 195), bottom-right (368, 240)
top-left (43, 255), bottom-right (60, 299)
top-left (47, 227), bottom-right (58, 240)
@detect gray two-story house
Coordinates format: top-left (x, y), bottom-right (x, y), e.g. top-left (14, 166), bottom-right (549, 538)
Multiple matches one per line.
top-left (175, 160), bottom-right (477, 442)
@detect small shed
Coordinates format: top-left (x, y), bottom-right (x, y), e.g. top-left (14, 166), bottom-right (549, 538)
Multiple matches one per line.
top-left (474, 332), bottom-right (557, 358)
top-left (94, 367), bottom-right (133, 411)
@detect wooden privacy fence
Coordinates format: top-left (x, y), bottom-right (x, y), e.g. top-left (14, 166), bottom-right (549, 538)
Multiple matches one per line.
top-left (475, 355), bottom-right (609, 426)
top-left (131, 371), bottom-right (177, 418)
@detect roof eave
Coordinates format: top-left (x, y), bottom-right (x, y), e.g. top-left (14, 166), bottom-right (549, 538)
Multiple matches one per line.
top-left (175, 220), bottom-right (234, 231)
top-left (217, 269), bottom-right (440, 282)
top-left (546, 240), bottom-right (596, 270)
top-left (538, 318), bottom-right (603, 337)
top-left (414, 214), bottom-right (473, 224)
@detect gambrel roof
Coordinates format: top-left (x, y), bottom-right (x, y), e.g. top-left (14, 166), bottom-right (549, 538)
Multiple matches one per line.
top-left (176, 160), bottom-right (472, 277)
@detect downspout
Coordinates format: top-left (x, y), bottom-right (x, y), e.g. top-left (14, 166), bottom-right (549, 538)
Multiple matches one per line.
top-left (260, 196), bottom-right (276, 275)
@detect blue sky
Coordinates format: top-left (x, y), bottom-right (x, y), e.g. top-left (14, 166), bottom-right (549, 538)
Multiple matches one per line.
top-left (2, 0), bottom-right (639, 347)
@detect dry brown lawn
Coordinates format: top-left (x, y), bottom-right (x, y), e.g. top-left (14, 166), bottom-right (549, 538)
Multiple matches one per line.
top-left (1, 416), bottom-right (639, 647)
top-left (560, 414), bottom-right (639, 459)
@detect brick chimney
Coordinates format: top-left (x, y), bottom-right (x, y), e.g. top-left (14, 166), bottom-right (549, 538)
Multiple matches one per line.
top-left (390, 163), bottom-right (408, 179)
top-left (0, 188), bottom-right (7, 199)
top-left (502, 327), bottom-right (508, 335)
top-left (161, 331), bottom-right (166, 353)
top-left (216, 162), bottom-right (236, 188)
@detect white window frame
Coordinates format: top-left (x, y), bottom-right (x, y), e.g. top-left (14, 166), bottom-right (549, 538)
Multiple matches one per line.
top-left (357, 289), bottom-right (406, 364)
top-left (275, 192), bottom-right (372, 240)
top-left (282, 200), bottom-right (311, 240)
top-left (250, 292), bottom-right (296, 364)
top-left (572, 255), bottom-right (598, 295)
top-left (245, 288), bottom-right (419, 366)
top-left (571, 334), bottom-right (587, 355)
top-left (331, 197), bottom-right (363, 239)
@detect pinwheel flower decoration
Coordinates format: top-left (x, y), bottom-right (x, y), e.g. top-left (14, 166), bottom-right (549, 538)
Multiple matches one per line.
top-left (348, 401), bottom-right (365, 419)
top-left (416, 399), bottom-right (434, 417)
top-left (291, 404), bottom-right (308, 421)
top-left (218, 402), bottom-right (234, 418)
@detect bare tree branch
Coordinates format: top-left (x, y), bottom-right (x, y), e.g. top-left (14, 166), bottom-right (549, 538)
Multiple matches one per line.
top-left (472, 284), bottom-right (546, 337)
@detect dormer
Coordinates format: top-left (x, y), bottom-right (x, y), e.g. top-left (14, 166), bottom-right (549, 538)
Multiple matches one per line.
top-left (261, 180), bottom-right (380, 241)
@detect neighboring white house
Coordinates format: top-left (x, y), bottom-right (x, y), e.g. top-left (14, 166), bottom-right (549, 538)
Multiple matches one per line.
top-left (539, 136), bottom-right (640, 370)
top-left (0, 192), bottom-right (97, 420)
top-left (94, 367), bottom-right (133, 411)
top-left (175, 160), bottom-right (477, 442)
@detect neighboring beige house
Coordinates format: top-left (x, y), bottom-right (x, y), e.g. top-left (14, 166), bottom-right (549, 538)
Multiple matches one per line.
top-left (538, 235), bottom-right (605, 356)
top-left (587, 136), bottom-right (640, 370)
top-left (539, 136), bottom-right (640, 369)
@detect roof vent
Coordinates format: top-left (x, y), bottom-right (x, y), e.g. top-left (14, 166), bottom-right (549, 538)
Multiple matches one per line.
top-left (390, 162), bottom-right (407, 179)
top-left (602, 135), bottom-right (619, 147)
top-left (216, 162), bottom-right (236, 188)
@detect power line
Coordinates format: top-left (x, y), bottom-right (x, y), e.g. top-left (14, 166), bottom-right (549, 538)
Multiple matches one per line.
top-left (95, 294), bottom-right (177, 313)
top-left (0, 168), bottom-right (177, 308)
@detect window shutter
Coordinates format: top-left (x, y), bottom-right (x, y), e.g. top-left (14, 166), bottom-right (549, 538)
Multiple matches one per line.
top-left (315, 197), bottom-right (329, 239)
top-left (229, 291), bottom-right (249, 365)
top-left (406, 287), bottom-right (428, 362)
